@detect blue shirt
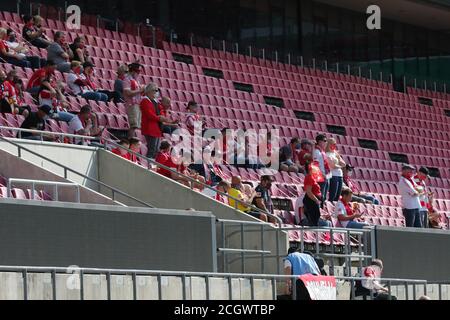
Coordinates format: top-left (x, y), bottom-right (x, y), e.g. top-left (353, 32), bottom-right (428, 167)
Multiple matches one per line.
top-left (285, 252), bottom-right (321, 276)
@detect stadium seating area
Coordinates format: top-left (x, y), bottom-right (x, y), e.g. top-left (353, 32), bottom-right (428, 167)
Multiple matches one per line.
top-left (0, 9), bottom-right (449, 236)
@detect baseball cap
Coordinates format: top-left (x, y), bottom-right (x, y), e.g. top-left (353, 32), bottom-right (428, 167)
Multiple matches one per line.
top-left (418, 166), bottom-right (430, 177)
top-left (345, 164), bottom-right (354, 171)
top-left (402, 164), bottom-right (415, 171)
top-left (186, 100), bottom-right (199, 110)
top-left (38, 105), bottom-right (52, 115)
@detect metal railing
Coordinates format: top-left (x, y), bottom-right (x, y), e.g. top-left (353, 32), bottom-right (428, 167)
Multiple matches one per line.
top-left (0, 265), bottom-right (430, 300)
top-left (7, 178), bottom-right (81, 203)
top-left (0, 133), bottom-right (154, 208)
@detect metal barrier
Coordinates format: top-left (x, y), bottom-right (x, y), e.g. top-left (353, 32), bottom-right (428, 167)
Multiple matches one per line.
top-left (0, 265), bottom-right (430, 300)
top-left (7, 178), bottom-right (81, 203)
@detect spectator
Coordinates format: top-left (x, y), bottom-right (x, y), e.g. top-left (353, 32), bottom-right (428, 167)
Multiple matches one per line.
top-left (160, 96), bottom-right (180, 134)
top-left (114, 64), bottom-right (128, 103)
top-left (123, 62), bottom-right (144, 138)
top-left (18, 105), bottom-right (52, 140)
top-left (313, 134), bottom-right (331, 208)
top-left (302, 161), bottom-right (323, 227)
top-left (47, 31), bottom-right (73, 73)
top-left (334, 189), bottom-right (369, 229)
top-left (279, 138), bottom-right (301, 172)
top-left (112, 138), bottom-right (131, 160)
top-left (11, 78), bottom-right (31, 117)
top-left (140, 83), bottom-right (171, 159)
top-left (215, 180), bottom-right (231, 204)
top-left (326, 138), bottom-right (346, 202)
top-left (68, 105), bottom-right (103, 144)
top-left (185, 101), bottom-right (202, 135)
top-left (0, 28), bottom-right (31, 68)
top-left (342, 164), bottom-right (380, 205)
top-left (284, 248), bottom-right (321, 297)
top-left (69, 36), bottom-right (91, 64)
top-left (128, 137), bottom-right (142, 163)
top-left (0, 70), bottom-right (19, 114)
top-left (22, 15), bottom-right (51, 48)
top-left (67, 61), bottom-right (108, 102)
top-left (82, 61), bottom-right (118, 102)
top-left (398, 164), bottom-right (423, 228)
top-left (415, 167), bottom-right (431, 228)
top-left (354, 259), bottom-right (396, 300)
top-left (297, 138), bottom-right (313, 167)
top-left (228, 176), bottom-right (267, 221)
top-left (6, 28), bottom-right (44, 69)
top-left (26, 59), bottom-right (57, 95)
top-left (294, 193), bottom-right (331, 227)
top-left (252, 175), bottom-right (277, 223)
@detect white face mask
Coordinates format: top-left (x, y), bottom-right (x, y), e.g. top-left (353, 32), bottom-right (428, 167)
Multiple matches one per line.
top-left (154, 91), bottom-right (160, 100)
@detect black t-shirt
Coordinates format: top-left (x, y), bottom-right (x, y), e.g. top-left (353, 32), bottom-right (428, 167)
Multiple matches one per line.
top-left (252, 184), bottom-right (274, 214)
top-left (19, 112), bottom-right (45, 138)
top-left (69, 43), bottom-right (82, 62)
top-left (22, 25), bottom-right (36, 42)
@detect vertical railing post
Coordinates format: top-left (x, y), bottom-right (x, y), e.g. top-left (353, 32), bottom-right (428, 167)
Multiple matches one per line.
top-left (249, 46), bottom-right (252, 58)
top-left (241, 224), bottom-right (245, 273)
top-left (312, 58), bottom-right (316, 69)
top-left (80, 270), bottom-right (84, 300)
top-left (300, 56), bottom-right (304, 67)
top-left (330, 229), bottom-right (335, 275)
top-left (228, 275), bottom-right (233, 300)
top-left (262, 48), bottom-right (265, 60)
top-left (369, 69), bottom-right (372, 80)
top-left (275, 51), bottom-right (278, 63)
top-left (22, 269), bottom-right (28, 300)
top-left (132, 272), bottom-right (137, 300)
top-left (222, 40), bottom-right (226, 52)
top-left (235, 43), bottom-right (239, 55)
top-left (287, 53), bottom-right (291, 65)
top-left (152, 26), bottom-right (156, 48)
top-left (51, 270), bottom-right (57, 300)
top-left (336, 62), bottom-right (339, 74)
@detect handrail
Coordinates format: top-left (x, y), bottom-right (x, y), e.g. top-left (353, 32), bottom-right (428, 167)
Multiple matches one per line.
top-left (0, 135), bottom-right (154, 208)
top-left (7, 178), bottom-right (81, 203)
top-left (0, 126), bottom-right (99, 142)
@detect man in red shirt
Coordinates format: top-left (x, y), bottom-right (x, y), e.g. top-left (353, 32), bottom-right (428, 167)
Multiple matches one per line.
top-left (140, 83), bottom-right (170, 159)
top-left (111, 139), bottom-right (131, 161)
top-left (26, 60), bottom-right (57, 96)
top-left (297, 139), bottom-right (313, 167)
top-left (128, 137), bottom-right (142, 164)
top-left (0, 70), bottom-right (18, 113)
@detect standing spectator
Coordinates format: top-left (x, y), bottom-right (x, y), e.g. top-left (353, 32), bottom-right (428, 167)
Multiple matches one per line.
top-left (26, 60), bottom-right (57, 95)
top-left (160, 96), bottom-right (180, 134)
top-left (128, 137), bottom-right (142, 164)
top-left (415, 167), bottom-right (432, 228)
top-left (279, 138), bottom-right (301, 172)
top-left (0, 70), bottom-right (19, 114)
top-left (326, 138), bottom-right (346, 202)
top-left (18, 105), bottom-right (53, 140)
top-left (295, 193), bottom-right (332, 227)
top-left (47, 31), bottom-right (73, 73)
top-left (66, 61), bottom-right (108, 102)
top-left (297, 139), bottom-right (313, 167)
top-left (334, 189), bottom-right (369, 229)
top-left (82, 61), bottom-right (118, 102)
top-left (123, 62), bottom-right (144, 138)
top-left (252, 175), bottom-right (277, 223)
top-left (398, 165), bottom-right (423, 228)
top-left (69, 36), bottom-right (91, 64)
top-left (313, 134), bottom-right (331, 208)
top-left (140, 83), bottom-right (171, 159)
top-left (22, 15), bottom-right (51, 48)
top-left (215, 180), bottom-right (231, 204)
top-left (354, 259), bottom-right (396, 300)
top-left (6, 28), bottom-right (44, 69)
top-left (114, 64), bottom-right (128, 103)
top-left (342, 164), bottom-right (380, 205)
top-left (68, 105), bottom-right (103, 144)
top-left (0, 28), bottom-right (31, 68)
top-left (302, 162), bottom-right (323, 226)
top-left (185, 101), bottom-right (202, 135)
top-left (111, 138), bottom-right (131, 160)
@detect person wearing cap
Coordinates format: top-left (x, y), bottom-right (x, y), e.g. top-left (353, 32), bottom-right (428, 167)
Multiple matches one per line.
top-left (398, 164), bottom-right (424, 228)
top-left (66, 61), bottom-right (108, 102)
top-left (342, 164), bottom-right (380, 205)
top-left (313, 134), bottom-right (332, 208)
top-left (83, 61), bottom-right (118, 102)
top-left (123, 62), bottom-right (145, 138)
top-left (252, 175), bottom-right (277, 223)
top-left (46, 31), bottom-right (73, 73)
top-left (415, 167), bottom-right (432, 228)
top-left (279, 138), bottom-right (301, 173)
top-left (26, 60), bottom-right (57, 96)
top-left (18, 105), bottom-right (53, 140)
top-left (185, 101), bottom-right (203, 135)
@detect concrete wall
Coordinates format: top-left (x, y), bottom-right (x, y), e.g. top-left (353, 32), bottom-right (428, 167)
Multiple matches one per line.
top-left (0, 199), bottom-right (216, 272)
top-left (375, 226), bottom-right (450, 281)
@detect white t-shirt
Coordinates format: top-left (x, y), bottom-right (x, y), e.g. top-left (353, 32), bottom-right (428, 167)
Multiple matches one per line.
top-left (334, 201), bottom-right (350, 228)
top-left (326, 152), bottom-right (343, 177)
top-left (398, 177), bottom-right (422, 210)
top-left (313, 148), bottom-right (332, 179)
top-left (294, 194), bottom-right (305, 223)
top-left (68, 116), bottom-right (85, 144)
top-left (67, 72), bottom-right (88, 95)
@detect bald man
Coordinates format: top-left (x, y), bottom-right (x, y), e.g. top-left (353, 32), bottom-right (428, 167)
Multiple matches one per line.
top-left (160, 96), bottom-right (180, 134)
top-left (228, 176), bottom-right (268, 222)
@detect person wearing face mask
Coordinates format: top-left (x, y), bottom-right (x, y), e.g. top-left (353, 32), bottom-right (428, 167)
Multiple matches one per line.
top-left (398, 164), bottom-right (424, 228)
top-left (326, 138), bottom-right (346, 202)
top-left (342, 164), bottom-right (380, 205)
top-left (82, 61), bottom-right (118, 102)
top-left (5, 28), bottom-right (45, 69)
top-left (252, 175), bottom-right (277, 223)
top-left (18, 105), bottom-right (54, 140)
top-left (0, 70), bottom-right (18, 114)
top-left (22, 15), bottom-right (51, 49)
top-left (313, 134), bottom-right (332, 208)
top-left (279, 137), bottom-right (301, 173)
top-left (69, 36), bottom-right (91, 64)
top-left (66, 61), bottom-right (108, 102)
top-left (47, 31), bottom-right (73, 73)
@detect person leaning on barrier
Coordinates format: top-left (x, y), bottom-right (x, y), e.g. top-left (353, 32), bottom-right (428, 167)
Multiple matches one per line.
top-left (18, 105), bottom-right (55, 141)
top-left (353, 259), bottom-right (397, 300)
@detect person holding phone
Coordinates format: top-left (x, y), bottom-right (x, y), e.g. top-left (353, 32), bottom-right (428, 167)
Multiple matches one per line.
top-left (334, 188), bottom-right (369, 229)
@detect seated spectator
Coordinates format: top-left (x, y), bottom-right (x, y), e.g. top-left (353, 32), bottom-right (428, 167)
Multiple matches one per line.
top-left (39, 78), bottom-right (75, 123)
top-left (252, 175), bottom-right (277, 223)
top-left (342, 164), bottom-right (380, 205)
top-left (228, 176), bottom-right (268, 221)
top-left (215, 180), bottom-right (231, 204)
top-left (27, 59), bottom-right (57, 96)
top-left (123, 62), bottom-right (144, 138)
top-left (6, 28), bottom-right (45, 69)
top-left (0, 70), bottom-right (18, 113)
top-left (47, 31), bottom-right (73, 73)
top-left (18, 105), bottom-right (53, 140)
top-left (326, 138), bottom-right (346, 202)
top-left (279, 138), bottom-right (301, 173)
top-left (297, 139), bottom-right (313, 167)
top-left (22, 15), bottom-right (51, 49)
top-left (69, 36), bottom-right (91, 64)
top-left (11, 78), bottom-right (31, 117)
top-left (67, 61), bottom-right (108, 102)
top-left (160, 96), bottom-right (180, 134)
top-left (114, 64), bottom-right (128, 103)
top-left (112, 138), bottom-right (131, 160)
top-left (185, 101), bottom-right (203, 135)
top-left (334, 189), bottom-right (369, 229)
top-left (140, 83), bottom-right (171, 159)
top-left (0, 28), bottom-right (31, 68)
top-left (68, 105), bottom-right (104, 144)
top-left (128, 137), bottom-right (142, 164)
top-left (82, 61), bottom-right (118, 102)
top-left (354, 259), bottom-right (396, 300)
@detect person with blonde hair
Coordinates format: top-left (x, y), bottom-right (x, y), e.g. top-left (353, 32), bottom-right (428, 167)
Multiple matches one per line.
top-left (114, 64), bottom-right (129, 103)
top-left (326, 137), bottom-right (346, 202)
top-left (0, 28), bottom-right (31, 68)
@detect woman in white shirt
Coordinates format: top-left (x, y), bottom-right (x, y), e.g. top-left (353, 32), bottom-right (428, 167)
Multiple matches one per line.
top-left (326, 138), bottom-right (346, 201)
